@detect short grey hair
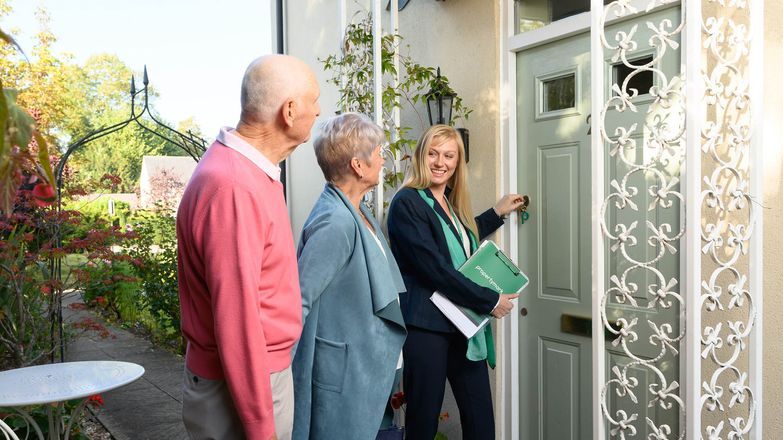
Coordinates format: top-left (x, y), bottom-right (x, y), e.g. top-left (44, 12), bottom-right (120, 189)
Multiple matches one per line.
top-left (240, 55), bottom-right (311, 123)
top-left (313, 113), bottom-right (385, 182)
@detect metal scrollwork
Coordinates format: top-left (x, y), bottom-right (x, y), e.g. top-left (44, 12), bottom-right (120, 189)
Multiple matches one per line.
top-left (598, 1), bottom-right (686, 438)
top-left (699, 0), bottom-right (757, 438)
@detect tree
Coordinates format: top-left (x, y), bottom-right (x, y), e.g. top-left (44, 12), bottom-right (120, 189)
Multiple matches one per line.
top-left (0, 5), bottom-right (85, 143)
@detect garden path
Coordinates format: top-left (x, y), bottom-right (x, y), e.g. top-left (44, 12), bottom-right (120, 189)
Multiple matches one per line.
top-left (63, 292), bottom-right (188, 440)
top-left (62, 291), bottom-right (469, 440)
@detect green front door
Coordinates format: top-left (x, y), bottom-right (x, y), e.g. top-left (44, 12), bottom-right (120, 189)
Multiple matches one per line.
top-left (516, 30), bottom-right (593, 440)
top-left (515, 6), bottom-right (682, 439)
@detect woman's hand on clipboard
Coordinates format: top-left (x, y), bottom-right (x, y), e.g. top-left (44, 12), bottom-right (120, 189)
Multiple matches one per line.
top-left (490, 293), bottom-right (520, 319)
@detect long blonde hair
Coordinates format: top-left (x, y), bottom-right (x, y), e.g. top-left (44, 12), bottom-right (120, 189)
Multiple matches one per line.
top-left (403, 125), bottom-right (478, 238)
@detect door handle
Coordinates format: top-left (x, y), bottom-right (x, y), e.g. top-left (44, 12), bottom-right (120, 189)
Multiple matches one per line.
top-left (560, 313), bottom-right (620, 340)
top-left (586, 113), bottom-right (592, 135)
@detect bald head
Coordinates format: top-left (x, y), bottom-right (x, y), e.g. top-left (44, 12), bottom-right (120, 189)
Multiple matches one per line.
top-left (240, 54), bottom-right (318, 124)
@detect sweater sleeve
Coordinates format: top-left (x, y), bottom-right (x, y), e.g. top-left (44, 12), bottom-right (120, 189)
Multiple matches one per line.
top-left (388, 193), bottom-right (499, 314)
top-left (198, 186), bottom-right (276, 440)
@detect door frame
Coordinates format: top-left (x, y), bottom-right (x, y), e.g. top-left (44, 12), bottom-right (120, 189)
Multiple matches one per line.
top-left (497, 1), bottom-right (682, 438)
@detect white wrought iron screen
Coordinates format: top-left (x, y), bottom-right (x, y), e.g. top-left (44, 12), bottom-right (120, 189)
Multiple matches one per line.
top-left (594, 1), bottom-right (686, 438)
top-left (696, 0), bottom-right (761, 438)
top-left (590, 0), bottom-right (762, 439)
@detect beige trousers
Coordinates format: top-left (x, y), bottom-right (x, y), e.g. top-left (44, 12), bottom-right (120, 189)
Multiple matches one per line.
top-left (182, 366), bottom-right (294, 440)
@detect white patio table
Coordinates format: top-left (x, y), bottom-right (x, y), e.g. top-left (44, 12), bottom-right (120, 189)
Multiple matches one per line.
top-left (0, 361), bottom-right (144, 440)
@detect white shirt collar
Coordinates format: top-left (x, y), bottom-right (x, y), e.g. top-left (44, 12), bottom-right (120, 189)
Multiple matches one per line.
top-left (215, 127), bottom-right (281, 181)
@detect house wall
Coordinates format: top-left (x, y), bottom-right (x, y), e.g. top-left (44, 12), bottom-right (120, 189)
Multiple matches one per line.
top-left (763, 0), bottom-right (783, 434)
top-left (283, 1), bottom-right (504, 437)
top-left (283, 0), bottom-right (502, 243)
top-left (283, 0), bottom-right (348, 240)
top-left (393, 1), bottom-right (502, 220)
top-left (389, 4), bottom-right (503, 438)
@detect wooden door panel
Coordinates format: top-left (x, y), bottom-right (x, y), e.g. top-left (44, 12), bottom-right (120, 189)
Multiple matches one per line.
top-left (540, 338), bottom-right (581, 440)
top-left (539, 143), bottom-right (580, 301)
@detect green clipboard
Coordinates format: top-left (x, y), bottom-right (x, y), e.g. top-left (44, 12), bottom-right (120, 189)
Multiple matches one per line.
top-left (430, 240), bottom-right (529, 338)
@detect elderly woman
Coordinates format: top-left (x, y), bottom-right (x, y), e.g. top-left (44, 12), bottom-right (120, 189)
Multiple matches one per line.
top-left (292, 112), bottom-right (406, 440)
top-left (387, 124), bottom-right (525, 440)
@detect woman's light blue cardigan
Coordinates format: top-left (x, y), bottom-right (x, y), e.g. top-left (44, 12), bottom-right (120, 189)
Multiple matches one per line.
top-left (292, 184), bottom-right (407, 440)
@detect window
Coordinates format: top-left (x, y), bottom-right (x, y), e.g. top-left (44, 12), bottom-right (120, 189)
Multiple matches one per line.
top-left (612, 56), bottom-right (655, 97)
top-left (543, 74), bottom-right (576, 113)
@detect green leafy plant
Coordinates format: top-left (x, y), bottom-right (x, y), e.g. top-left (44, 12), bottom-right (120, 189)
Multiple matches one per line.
top-left (125, 208), bottom-right (182, 351)
top-left (60, 196), bottom-right (132, 242)
top-left (321, 11), bottom-right (472, 193)
top-left (79, 259), bottom-right (140, 322)
top-left (0, 215), bottom-right (52, 367)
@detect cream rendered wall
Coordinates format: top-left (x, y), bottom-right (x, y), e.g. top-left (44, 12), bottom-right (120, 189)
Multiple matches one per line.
top-left (283, 0), bottom-right (363, 242)
top-left (763, 0), bottom-right (783, 435)
top-left (283, 1), bottom-right (503, 241)
top-left (393, 1), bottom-right (502, 217)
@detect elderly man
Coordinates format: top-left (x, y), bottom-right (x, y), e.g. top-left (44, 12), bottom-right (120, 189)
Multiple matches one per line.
top-left (177, 54), bottom-right (320, 440)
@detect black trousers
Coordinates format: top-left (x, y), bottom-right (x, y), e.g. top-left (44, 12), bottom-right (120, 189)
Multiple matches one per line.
top-left (403, 326), bottom-right (494, 440)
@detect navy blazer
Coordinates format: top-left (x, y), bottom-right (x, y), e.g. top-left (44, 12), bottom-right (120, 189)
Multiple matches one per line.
top-left (387, 187), bottom-right (505, 333)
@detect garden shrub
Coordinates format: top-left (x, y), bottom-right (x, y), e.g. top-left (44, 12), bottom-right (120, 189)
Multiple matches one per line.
top-left (79, 259), bottom-right (140, 322)
top-left (60, 197), bottom-right (132, 241)
top-left (0, 187), bottom-right (133, 369)
top-left (0, 222), bottom-right (52, 368)
top-left (0, 394), bottom-right (104, 439)
top-left (126, 208), bottom-right (182, 351)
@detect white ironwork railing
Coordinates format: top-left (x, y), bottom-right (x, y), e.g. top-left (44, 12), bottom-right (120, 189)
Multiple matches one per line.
top-left (594, 1), bottom-right (687, 439)
top-left (698, 0), bottom-right (761, 438)
top-left (684, 0), bottom-right (703, 438)
top-left (592, 0), bottom-right (763, 438)
top-left (590, 2), bottom-right (607, 439)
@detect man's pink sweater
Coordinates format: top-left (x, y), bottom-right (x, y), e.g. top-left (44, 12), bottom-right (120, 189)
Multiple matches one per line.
top-left (177, 141), bottom-right (302, 440)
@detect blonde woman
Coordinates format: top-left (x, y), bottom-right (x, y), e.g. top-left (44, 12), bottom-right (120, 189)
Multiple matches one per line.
top-left (386, 124), bottom-right (524, 440)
